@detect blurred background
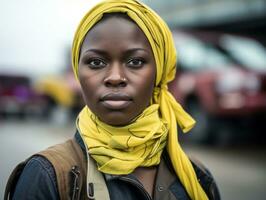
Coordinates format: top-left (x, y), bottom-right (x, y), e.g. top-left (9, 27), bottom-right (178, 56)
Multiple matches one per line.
top-left (0, 0), bottom-right (265, 199)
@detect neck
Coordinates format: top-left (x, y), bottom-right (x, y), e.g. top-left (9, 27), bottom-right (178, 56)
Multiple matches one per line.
top-left (132, 166), bottom-right (158, 198)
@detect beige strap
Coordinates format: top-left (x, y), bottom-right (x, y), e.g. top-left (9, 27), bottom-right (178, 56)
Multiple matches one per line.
top-left (86, 154), bottom-right (110, 200)
top-left (77, 131), bottom-right (110, 200)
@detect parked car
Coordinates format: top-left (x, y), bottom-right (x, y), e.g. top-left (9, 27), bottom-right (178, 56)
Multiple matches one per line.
top-left (182, 30), bottom-right (266, 73)
top-left (168, 31), bottom-right (266, 144)
top-left (0, 73), bottom-right (48, 118)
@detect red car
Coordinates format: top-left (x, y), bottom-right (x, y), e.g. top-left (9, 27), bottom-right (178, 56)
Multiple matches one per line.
top-left (0, 73), bottom-right (48, 118)
top-left (168, 31), bottom-right (266, 144)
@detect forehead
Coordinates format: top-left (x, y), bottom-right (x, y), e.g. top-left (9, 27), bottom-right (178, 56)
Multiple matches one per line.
top-left (80, 16), bottom-right (152, 52)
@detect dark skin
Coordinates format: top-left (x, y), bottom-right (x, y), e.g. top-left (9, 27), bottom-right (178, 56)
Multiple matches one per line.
top-left (78, 16), bottom-right (158, 197)
top-left (78, 16), bottom-right (156, 127)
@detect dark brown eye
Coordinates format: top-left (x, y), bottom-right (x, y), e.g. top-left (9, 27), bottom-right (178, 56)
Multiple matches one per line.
top-left (127, 58), bottom-right (145, 68)
top-left (88, 58), bottom-right (107, 69)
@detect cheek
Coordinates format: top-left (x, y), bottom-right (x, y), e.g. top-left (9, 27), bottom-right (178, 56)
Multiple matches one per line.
top-left (80, 81), bottom-right (95, 105)
top-left (79, 75), bottom-right (100, 104)
top-left (78, 66), bottom-right (103, 94)
top-left (136, 68), bottom-right (156, 101)
top-left (146, 67), bottom-right (156, 89)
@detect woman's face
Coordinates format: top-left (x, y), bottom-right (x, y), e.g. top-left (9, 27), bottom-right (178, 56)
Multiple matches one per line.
top-left (78, 16), bottom-right (156, 126)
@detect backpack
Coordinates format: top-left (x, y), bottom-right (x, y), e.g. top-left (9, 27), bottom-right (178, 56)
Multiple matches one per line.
top-left (4, 138), bottom-right (110, 200)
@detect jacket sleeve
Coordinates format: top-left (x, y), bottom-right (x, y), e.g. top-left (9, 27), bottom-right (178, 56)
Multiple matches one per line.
top-left (12, 156), bottom-right (59, 200)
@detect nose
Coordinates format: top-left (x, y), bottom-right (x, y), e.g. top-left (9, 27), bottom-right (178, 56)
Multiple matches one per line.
top-left (104, 62), bottom-right (127, 87)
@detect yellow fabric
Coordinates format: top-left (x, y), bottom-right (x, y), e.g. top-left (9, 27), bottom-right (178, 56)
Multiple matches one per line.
top-left (78, 104), bottom-right (168, 174)
top-left (35, 77), bottom-right (74, 107)
top-left (72, 0), bottom-right (208, 199)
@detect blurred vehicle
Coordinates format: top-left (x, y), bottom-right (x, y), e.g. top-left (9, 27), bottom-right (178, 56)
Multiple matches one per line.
top-left (186, 30), bottom-right (266, 72)
top-left (0, 73), bottom-right (48, 118)
top-left (34, 69), bottom-right (84, 120)
top-left (168, 31), bottom-right (266, 144)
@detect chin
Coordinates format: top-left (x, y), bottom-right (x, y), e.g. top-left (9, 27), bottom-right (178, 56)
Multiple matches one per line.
top-left (99, 115), bottom-right (134, 127)
top-left (104, 119), bottom-right (131, 127)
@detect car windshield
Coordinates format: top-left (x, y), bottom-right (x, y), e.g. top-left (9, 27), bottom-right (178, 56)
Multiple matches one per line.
top-left (173, 33), bottom-right (232, 71)
top-left (220, 35), bottom-right (266, 71)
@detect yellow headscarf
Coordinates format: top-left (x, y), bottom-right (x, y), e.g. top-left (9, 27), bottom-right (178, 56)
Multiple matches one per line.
top-left (72, 0), bottom-right (208, 199)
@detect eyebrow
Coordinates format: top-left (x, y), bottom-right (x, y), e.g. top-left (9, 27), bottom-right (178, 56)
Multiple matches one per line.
top-left (82, 48), bottom-right (149, 56)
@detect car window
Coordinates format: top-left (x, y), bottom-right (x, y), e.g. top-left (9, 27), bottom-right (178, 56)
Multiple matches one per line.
top-left (220, 35), bottom-right (266, 71)
top-left (174, 33), bottom-right (231, 71)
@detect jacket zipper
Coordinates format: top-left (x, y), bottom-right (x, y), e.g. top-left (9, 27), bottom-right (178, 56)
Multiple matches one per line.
top-left (120, 176), bottom-right (152, 200)
top-left (70, 166), bottom-right (81, 200)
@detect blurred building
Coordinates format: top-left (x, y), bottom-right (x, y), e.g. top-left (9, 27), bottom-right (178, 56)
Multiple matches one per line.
top-left (143, 0), bottom-right (266, 44)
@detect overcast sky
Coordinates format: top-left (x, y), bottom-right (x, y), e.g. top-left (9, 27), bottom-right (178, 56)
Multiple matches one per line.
top-left (0, 0), bottom-right (100, 78)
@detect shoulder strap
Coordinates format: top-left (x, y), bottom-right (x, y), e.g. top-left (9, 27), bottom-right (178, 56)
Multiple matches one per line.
top-left (4, 138), bottom-right (110, 200)
top-left (87, 148), bottom-right (110, 200)
top-left (39, 138), bottom-right (110, 200)
top-left (37, 138), bottom-right (87, 200)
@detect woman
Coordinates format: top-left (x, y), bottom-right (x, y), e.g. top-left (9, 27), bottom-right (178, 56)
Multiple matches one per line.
top-left (5, 0), bottom-right (220, 199)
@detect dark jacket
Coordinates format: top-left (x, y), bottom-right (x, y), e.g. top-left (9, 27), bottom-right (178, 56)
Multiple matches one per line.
top-left (11, 132), bottom-right (220, 200)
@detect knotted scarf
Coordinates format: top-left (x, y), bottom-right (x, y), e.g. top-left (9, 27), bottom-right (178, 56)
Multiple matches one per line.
top-left (72, 0), bottom-right (208, 199)
top-left (77, 104), bottom-right (168, 174)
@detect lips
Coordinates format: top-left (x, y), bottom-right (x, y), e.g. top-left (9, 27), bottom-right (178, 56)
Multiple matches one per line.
top-left (100, 93), bottom-right (132, 110)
